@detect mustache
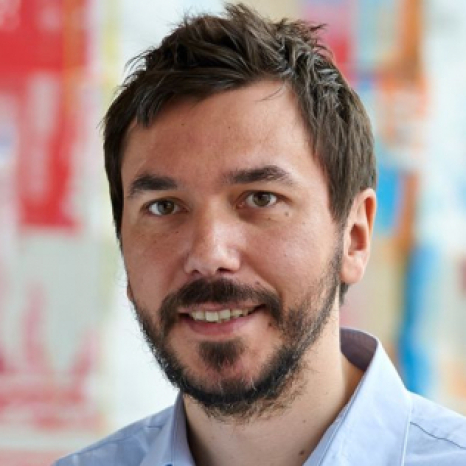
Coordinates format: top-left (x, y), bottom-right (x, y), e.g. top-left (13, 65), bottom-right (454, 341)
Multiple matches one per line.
top-left (159, 277), bottom-right (281, 333)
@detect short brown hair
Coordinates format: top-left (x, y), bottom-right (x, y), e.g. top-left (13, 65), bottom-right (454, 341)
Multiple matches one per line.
top-left (104, 3), bottom-right (376, 242)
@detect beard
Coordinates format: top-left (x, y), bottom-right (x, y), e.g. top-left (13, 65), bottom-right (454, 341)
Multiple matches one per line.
top-left (129, 245), bottom-right (342, 422)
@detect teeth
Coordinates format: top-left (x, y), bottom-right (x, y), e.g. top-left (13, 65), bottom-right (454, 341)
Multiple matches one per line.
top-left (191, 310), bottom-right (205, 321)
top-left (219, 309), bottom-right (231, 320)
top-left (205, 311), bottom-right (219, 322)
top-left (231, 309), bottom-right (243, 318)
top-left (189, 308), bottom-right (252, 323)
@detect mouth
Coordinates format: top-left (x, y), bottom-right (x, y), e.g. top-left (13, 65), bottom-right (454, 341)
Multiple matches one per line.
top-left (181, 305), bottom-right (263, 324)
top-left (176, 304), bottom-right (270, 338)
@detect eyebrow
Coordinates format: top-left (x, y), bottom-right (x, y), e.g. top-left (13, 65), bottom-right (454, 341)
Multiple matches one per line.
top-left (225, 165), bottom-right (295, 186)
top-left (126, 165), bottom-right (295, 199)
top-left (127, 173), bottom-right (178, 199)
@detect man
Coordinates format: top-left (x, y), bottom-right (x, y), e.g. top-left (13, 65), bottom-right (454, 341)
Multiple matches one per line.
top-left (55, 3), bottom-right (466, 465)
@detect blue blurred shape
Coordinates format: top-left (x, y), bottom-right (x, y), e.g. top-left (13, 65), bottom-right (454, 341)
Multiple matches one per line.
top-left (374, 159), bottom-right (403, 236)
top-left (398, 244), bottom-right (439, 396)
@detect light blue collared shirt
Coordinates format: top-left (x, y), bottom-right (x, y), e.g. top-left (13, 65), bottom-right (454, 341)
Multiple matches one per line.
top-left (54, 329), bottom-right (466, 465)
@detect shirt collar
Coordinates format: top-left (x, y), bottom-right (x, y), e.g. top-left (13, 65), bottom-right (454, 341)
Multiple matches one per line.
top-left (315, 328), bottom-right (412, 466)
top-left (141, 394), bottom-right (195, 466)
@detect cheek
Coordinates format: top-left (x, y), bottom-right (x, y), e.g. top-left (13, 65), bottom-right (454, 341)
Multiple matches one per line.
top-left (249, 221), bottom-right (339, 309)
top-left (122, 229), bottom-right (180, 298)
top-left (253, 221), bottom-right (325, 279)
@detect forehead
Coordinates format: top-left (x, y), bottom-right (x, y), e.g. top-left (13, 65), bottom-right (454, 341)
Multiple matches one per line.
top-left (121, 80), bottom-right (318, 188)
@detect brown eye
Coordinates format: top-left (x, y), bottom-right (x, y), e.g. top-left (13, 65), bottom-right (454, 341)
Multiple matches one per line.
top-left (245, 192), bottom-right (277, 208)
top-left (148, 199), bottom-right (180, 216)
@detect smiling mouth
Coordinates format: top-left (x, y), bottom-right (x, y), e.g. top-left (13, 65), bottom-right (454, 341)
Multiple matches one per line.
top-left (187, 306), bottom-right (262, 323)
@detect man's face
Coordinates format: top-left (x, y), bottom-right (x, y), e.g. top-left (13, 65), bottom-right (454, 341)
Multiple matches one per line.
top-left (120, 81), bottom-right (344, 418)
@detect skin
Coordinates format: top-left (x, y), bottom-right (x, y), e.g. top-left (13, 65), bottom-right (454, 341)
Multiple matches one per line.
top-left (120, 80), bottom-right (376, 466)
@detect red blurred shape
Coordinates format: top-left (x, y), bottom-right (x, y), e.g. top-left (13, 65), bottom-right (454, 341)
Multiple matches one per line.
top-left (0, 0), bottom-right (88, 230)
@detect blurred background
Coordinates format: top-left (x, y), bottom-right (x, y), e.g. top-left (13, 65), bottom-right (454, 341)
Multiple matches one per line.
top-left (0, 0), bottom-right (465, 463)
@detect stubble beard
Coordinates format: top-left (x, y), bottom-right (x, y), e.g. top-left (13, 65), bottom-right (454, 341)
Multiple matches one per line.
top-left (129, 246), bottom-right (342, 423)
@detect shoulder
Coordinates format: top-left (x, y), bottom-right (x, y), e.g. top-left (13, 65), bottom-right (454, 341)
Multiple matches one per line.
top-left (53, 406), bottom-right (173, 466)
top-left (406, 393), bottom-right (466, 465)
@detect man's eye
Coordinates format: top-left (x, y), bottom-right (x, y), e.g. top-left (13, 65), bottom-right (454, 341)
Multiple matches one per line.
top-left (244, 192), bottom-right (278, 208)
top-left (147, 199), bottom-right (180, 216)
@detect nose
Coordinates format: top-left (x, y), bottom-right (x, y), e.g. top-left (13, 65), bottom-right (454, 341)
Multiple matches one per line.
top-left (183, 209), bottom-right (241, 278)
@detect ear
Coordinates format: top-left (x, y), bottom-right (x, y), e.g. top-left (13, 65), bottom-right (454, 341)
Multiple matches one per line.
top-left (340, 189), bottom-right (377, 285)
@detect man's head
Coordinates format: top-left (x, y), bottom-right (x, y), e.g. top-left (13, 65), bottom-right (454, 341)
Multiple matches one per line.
top-left (104, 3), bottom-right (376, 239)
top-left (103, 4), bottom-right (376, 420)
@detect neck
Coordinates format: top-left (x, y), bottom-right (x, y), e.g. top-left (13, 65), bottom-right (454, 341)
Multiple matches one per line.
top-left (184, 325), bottom-right (363, 466)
